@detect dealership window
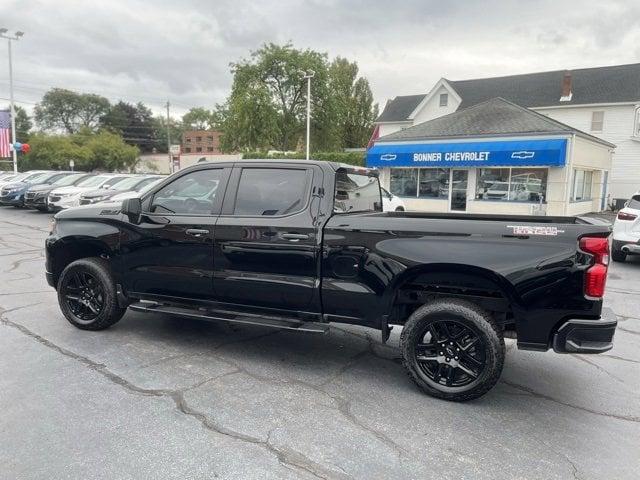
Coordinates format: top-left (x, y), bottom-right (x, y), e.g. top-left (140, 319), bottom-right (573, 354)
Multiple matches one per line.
top-left (185, 137), bottom-right (192, 143)
top-left (196, 136), bottom-right (202, 142)
top-left (439, 93), bottom-right (448, 107)
top-left (207, 146), bottom-right (214, 152)
top-left (591, 111), bottom-right (604, 132)
top-left (571, 169), bottom-right (593, 201)
top-left (390, 168), bottom-right (449, 198)
top-left (184, 147), bottom-right (191, 153)
top-left (476, 168), bottom-right (547, 202)
top-left (207, 135), bottom-right (214, 141)
top-left (196, 146), bottom-right (202, 152)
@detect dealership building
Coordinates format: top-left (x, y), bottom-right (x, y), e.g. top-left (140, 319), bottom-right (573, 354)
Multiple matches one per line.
top-left (368, 97), bottom-right (614, 216)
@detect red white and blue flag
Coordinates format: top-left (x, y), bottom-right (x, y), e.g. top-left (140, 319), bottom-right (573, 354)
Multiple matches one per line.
top-left (0, 110), bottom-right (11, 158)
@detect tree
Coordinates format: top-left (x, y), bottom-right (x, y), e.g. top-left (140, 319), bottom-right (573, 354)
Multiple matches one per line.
top-left (14, 106), bottom-right (32, 142)
top-left (151, 115), bottom-right (184, 153)
top-left (23, 131), bottom-right (138, 171)
top-left (182, 107), bottom-right (217, 130)
top-left (328, 57), bottom-right (378, 148)
top-left (101, 101), bottom-right (156, 152)
top-left (221, 43), bottom-right (332, 152)
top-left (34, 88), bottom-right (110, 134)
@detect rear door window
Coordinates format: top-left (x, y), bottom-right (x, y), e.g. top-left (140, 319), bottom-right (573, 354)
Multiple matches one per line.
top-left (233, 168), bottom-right (310, 216)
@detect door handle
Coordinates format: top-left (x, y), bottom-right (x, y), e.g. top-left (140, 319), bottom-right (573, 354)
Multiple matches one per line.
top-left (282, 233), bottom-right (310, 241)
top-left (185, 228), bottom-right (210, 237)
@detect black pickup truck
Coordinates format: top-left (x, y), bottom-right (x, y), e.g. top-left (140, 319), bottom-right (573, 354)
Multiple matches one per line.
top-left (45, 160), bottom-right (617, 401)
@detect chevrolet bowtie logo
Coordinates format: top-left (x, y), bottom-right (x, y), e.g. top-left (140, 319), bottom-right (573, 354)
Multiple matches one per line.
top-left (380, 154), bottom-right (397, 161)
top-left (511, 151), bottom-right (535, 159)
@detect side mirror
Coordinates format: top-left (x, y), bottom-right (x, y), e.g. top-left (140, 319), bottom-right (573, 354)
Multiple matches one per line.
top-left (122, 197), bottom-right (142, 224)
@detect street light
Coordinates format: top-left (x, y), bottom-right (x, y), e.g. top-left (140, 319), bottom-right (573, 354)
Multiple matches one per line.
top-left (0, 28), bottom-right (24, 174)
top-left (301, 70), bottom-right (315, 161)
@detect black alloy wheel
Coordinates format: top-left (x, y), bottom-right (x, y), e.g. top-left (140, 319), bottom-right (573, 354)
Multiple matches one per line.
top-left (413, 320), bottom-right (486, 388)
top-left (62, 270), bottom-right (106, 323)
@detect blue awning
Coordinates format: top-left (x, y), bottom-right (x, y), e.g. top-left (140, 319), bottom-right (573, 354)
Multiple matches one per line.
top-left (367, 138), bottom-right (567, 168)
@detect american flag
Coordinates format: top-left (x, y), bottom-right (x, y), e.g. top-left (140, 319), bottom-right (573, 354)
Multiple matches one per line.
top-left (0, 110), bottom-right (11, 158)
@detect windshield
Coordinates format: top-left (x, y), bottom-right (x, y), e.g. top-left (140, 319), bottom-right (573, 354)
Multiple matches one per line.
top-left (628, 195), bottom-right (640, 209)
top-left (54, 174), bottom-right (89, 186)
top-left (77, 175), bottom-right (111, 188)
top-left (110, 176), bottom-right (144, 190)
top-left (334, 170), bottom-right (382, 213)
top-left (138, 178), bottom-right (164, 193)
top-left (23, 172), bottom-right (50, 183)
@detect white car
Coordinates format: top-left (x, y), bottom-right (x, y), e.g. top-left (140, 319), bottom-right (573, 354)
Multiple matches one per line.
top-left (382, 187), bottom-right (406, 211)
top-left (108, 177), bottom-right (166, 203)
top-left (48, 174), bottom-right (132, 211)
top-left (612, 191), bottom-right (640, 262)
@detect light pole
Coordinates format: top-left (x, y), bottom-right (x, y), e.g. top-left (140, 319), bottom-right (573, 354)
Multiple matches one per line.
top-left (0, 28), bottom-right (24, 173)
top-left (302, 70), bottom-right (315, 160)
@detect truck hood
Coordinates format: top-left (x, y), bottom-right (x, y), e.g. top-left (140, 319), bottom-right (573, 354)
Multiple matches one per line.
top-left (1, 181), bottom-right (29, 190)
top-left (54, 202), bottom-right (122, 220)
top-left (81, 189), bottom-right (120, 199)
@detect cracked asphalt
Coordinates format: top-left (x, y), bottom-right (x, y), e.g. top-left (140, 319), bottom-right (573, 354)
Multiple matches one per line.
top-left (0, 207), bottom-right (639, 480)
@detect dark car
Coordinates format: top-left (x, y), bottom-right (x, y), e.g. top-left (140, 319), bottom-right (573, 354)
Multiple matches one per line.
top-left (24, 173), bottom-right (93, 211)
top-left (78, 175), bottom-right (163, 205)
top-left (45, 160), bottom-right (616, 401)
top-left (0, 171), bottom-right (74, 207)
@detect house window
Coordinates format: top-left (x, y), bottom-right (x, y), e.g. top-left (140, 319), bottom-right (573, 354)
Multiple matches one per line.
top-left (196, 146), bottom-right (202, 152)
top-left (572, 169), bottom-right (593, 201)
top-left (184, 147), bottom-right (191, 153)
top-left (196, 136), bottom-right (202, 142)
top-left (476, 168), bottom-right (547, 203)
top-left (439, 93), bottom-right (448, 107)
top-left (591, 111), bottom-right (604, 132)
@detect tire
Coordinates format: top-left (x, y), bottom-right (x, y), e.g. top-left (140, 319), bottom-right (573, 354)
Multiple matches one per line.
top-left (612, 248), bottom-right (626, 263)
top-left (395, 207), bottom-right (405, 212)
top-left (400, 298), bottom-right (505, 401)
top-left (57, 257), bottom-right (127, 330)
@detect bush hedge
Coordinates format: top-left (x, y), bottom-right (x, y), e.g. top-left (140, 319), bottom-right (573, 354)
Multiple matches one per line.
top-left (241, 151), bottom-right (365, 166)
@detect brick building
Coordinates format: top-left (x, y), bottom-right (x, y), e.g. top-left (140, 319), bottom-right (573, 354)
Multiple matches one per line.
top-left (182, 130), bottom-right (223, 155)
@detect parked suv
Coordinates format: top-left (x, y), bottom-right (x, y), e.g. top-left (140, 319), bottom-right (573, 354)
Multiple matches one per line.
top-left (0, 171), bottom-right (73, 207)
top-left (25, 173), bottom-right (93, 212)
top-left (612, 191), bottom-right (640, 262)
top-left (48, 174), bottom-right (132, 211)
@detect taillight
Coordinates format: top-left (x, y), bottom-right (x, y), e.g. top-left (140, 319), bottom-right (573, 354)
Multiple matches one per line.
top-left (579, 237), bottom-right (609, 298)
top-left (617, 211), bottom-right (637, 221)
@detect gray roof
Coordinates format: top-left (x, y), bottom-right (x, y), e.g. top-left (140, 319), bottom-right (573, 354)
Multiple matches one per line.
top-left (376, 94), bottom-right (425, 122)
top-left (377, 97), bottom-right (615, 147)
top-left (376, 63), bottom-right (640, 122)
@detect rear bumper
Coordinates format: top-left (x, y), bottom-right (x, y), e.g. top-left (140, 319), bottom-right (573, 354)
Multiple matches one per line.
top-left (45, 270), bottom-right (55, 288)
top-left (552, 308), bottom-right (617, 354)
top-left (613, 239), bottom-right (640, 254)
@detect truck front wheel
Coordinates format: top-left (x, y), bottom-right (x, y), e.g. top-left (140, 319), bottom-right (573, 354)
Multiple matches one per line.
top-left (57, 257), bottom-right (127, 330)
top-left (400, 299), bottom-right (505, 401)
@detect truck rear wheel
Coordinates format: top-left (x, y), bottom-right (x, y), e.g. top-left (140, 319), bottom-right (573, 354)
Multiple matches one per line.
top-left (400, 299), bottom-right (505, 401)
top-left (57, 257), bottom-right (127, 330)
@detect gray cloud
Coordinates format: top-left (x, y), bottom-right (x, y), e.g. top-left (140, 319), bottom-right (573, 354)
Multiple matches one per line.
top-left (1, 0), bottom-right (639, 117)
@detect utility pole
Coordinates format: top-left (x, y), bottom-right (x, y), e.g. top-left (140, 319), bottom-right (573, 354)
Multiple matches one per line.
top-left (302, 70), bottom-right (315, 160)
top-left (165, 100), bottom-right (172, 173)
top-left (0, 28), bottom-right (24, 173)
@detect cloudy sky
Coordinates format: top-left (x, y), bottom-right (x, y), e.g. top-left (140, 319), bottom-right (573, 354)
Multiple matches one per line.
top-left (1, 0), bottom-right (639, 117)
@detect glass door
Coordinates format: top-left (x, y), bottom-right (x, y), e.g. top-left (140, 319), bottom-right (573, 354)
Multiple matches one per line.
top-left (450, 169), bottom-right (468, 211)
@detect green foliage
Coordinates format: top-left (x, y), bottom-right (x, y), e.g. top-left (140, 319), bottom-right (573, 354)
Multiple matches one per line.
top-left (182, 107), bottom-right (218, 130)
top-left (151, 116), bottom-right (185, 153)
top-left (217, 43), bottom-right (377, 154)
top-left (101, 101), bottom-right (156, 152)
top-left (34, 88), bottom-right (110, 134)
top-left (240, 151), bottom-right (365, 166)
top-left (15, 106), bottom-right (32, 142)
top-left (21, 131), bottom-right (138, 171)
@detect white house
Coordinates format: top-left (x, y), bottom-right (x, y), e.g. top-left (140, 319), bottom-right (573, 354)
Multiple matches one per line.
top-left (375, 63), bottom-right (640, 206)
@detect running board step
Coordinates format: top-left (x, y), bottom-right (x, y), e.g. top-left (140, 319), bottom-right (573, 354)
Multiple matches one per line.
top-left (129, 302), bottom-right (329, 334)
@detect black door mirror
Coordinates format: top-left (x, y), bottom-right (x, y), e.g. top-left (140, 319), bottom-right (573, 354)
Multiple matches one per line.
top-left (122, 197), bottom-right (142, 224)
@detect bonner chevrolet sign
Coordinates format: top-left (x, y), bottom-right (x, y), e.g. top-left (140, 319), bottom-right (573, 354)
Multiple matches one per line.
top-left (367, 138), bottom-right (567, 168)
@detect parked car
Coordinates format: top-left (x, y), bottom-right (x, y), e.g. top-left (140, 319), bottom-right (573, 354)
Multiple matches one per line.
top-left (0, 173), bottom-right (19, 187)
top-left (612, 191), bottom-right (640, 262)
top-left (381, 187), bottom-right (406, 211)
top-left (46, 160), bottom-right (616, 402)
top-left (108, 177), bottom-right (166, 202)
top-left (24, 173), bottom-right (94, 212)
top-left (79, 175), bottom-right (163, 205)
top-left (0, 171), bottom-right (73, 207)
top-left (48, 174), bottom-right (133, 211)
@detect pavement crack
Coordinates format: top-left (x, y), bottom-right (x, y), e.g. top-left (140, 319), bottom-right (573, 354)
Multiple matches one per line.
top-left (570, 354), bottom-right (627, 384)
top-left (0, 314), bottom-right (347, 480)
top-left (599, 353), bottom-right (640, 364)
top-left (617, 326), bottom-right (640, 336)
top-left (502, 380), bottom-right (640, 423)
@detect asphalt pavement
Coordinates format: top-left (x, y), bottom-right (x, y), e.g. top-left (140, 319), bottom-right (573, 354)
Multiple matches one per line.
top-left (0, 206), bottom-right (639, 480)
